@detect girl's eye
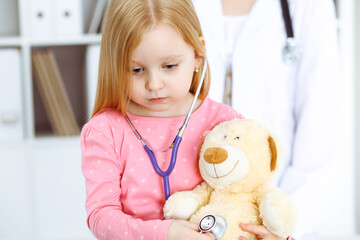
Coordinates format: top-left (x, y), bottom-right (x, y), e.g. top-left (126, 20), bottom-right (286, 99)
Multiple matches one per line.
top-left (163, 63), bottom-right (178, 70)
top-left (132, 67), bottom-right (144, 74)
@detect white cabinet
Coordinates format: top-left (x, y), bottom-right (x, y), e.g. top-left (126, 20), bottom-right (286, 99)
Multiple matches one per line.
top-left (0, 139), bottom-right (96, 240)
top-left (31, 138), bottom-right (94, 239)
top-left (0, 144), bottom-right (34, 239)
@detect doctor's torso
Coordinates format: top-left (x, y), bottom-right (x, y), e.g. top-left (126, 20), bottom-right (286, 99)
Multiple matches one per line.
top-left (193, 0), bottom-right (302, 169)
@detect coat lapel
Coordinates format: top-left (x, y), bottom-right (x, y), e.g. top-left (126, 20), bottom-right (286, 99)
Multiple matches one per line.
top-left (233, 0), bottom-right (282, 56)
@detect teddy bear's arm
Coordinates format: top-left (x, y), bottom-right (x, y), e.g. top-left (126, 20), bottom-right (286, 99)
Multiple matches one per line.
top-left (256, 185), bottom-right (297, 238)
top-left (163, 182), bottom-right (212, 220)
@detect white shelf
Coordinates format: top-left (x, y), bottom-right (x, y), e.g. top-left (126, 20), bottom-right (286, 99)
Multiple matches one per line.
top-left (0, 37), bottom-right (22, 47)
top-left (29, 34), bottom-right (102, 46)
top-left (0, 35), bottom-right (101, 47)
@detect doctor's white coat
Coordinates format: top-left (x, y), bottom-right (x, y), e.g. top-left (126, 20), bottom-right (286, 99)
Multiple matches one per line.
top-left (193, 0), bottom-right (343, 236)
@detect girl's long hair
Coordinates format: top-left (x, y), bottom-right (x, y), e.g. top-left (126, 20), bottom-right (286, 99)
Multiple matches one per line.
top-left (92, 0), bottom-right (210, 117)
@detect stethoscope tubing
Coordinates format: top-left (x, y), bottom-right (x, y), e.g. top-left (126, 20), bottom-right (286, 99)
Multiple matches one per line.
top-left (144, 136), bottom-right (182, 201)
top-left (279, 0), bottom-right (301, 64)
top-left (280, 0), bottom-right (293, 38)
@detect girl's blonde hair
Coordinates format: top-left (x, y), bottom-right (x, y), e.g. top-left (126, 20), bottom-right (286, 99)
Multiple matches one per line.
top-left (92, 0), bottom-right (210, 117)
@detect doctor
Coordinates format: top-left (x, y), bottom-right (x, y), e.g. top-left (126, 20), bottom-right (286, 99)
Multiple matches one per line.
top-left (193, 0), bottom-right (342, 237)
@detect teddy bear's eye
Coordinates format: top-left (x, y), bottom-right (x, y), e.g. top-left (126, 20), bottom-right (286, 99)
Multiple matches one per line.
top-left (224, 135), bottom-right (227, 139)
top-left (234, 136), bottom-right (240, 140)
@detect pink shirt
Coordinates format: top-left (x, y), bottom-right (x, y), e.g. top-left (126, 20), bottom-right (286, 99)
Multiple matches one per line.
top-left (81, 97), bottom-right (243, 239)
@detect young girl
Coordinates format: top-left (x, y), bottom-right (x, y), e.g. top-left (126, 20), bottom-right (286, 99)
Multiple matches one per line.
top-left (81, 0), bottom-right (287, 239)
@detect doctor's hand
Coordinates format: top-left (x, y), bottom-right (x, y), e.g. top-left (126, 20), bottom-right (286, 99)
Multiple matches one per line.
top-left (168, 220), bottom-right (215, 240)
top-left (239, 223), bottom-right (286, 240)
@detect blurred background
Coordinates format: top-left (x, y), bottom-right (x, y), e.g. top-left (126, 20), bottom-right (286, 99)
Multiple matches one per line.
top-left (0, 0), bottom-right (359, 239)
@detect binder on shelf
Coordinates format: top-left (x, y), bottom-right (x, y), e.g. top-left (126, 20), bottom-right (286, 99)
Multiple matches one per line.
top-left (0, 48), bottom-right (24, 141)
top-left (0, 0), bottom-right (19, 36)
top-left (32, 51), bottom-right (62, 135)
top-left (28, 0), bottom-right (55, 39)
top-left (32, 50), bottom-right (80, 136)
top-left (88, 0), bottom-right (110, 33)
top-left (54, 0), bottom-right (83, 37)
top-left (28, 0), bottom-right (83, 39)
top-left (85, 44), bottom-right (101, 119)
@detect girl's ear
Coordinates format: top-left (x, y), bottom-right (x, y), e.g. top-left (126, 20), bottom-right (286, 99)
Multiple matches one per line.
top-left (195, 37), bottom-right (206, 69)
top-left (199, 37), bottom-right (206, 48)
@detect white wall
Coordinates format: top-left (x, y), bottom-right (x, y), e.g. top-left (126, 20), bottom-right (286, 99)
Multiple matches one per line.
top-left (355, 0), bottom-right (360, 234)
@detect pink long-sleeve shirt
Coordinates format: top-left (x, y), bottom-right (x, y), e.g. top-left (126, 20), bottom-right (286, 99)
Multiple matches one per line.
top-left (81, 97), bottom-right (243, 240)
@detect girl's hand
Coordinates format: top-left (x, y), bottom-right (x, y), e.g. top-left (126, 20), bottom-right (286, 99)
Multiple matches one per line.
top-left (239, 223), bottom-right (286, 240)
top-left (167, 220), bottom-right (215, 240)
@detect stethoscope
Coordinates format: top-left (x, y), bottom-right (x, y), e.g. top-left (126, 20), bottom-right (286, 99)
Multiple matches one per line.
top-left (199, 215), bottom-right (227, 239)
top-left (125, 58), bottom-right (208, 202)
top-left (126, 60), bottom-right (229, 238)
top-left (280, 0), bottom-right (302, 64)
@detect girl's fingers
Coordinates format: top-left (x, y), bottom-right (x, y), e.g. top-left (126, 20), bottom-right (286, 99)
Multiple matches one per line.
top-left (195, 230), bottom-right (215, 240)
top-left (202, 232), bottom-right (216, 240)
top-left (187, 221), bottom-right (200, 231)
top-left (239, 223), bottom-right (268, 236)
top-left (188, 221), bottom-right (215, 240)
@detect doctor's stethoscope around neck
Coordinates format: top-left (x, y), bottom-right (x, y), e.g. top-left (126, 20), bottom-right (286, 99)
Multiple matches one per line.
top-left (280, 0), bottom-right (302, 64)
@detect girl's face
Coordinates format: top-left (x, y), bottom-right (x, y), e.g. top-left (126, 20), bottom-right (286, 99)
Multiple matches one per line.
top-left (128, 23), bottom-right (202, 117)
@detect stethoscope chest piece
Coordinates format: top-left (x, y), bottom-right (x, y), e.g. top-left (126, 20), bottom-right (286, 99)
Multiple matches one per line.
top-left (199, 215), bottom-right (227, 239)
top-left (282, 37), bottom-right (302, 65)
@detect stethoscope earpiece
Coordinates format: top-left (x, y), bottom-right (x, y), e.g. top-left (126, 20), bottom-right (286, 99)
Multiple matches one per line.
top-left (199, 215), bottom-right (227, 239)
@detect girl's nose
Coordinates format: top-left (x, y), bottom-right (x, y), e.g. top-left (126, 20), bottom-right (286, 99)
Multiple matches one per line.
top-left (145, 71), bottom-right (164, 91)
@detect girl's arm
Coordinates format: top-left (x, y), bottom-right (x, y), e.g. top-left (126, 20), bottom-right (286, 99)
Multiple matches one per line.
top-left (81, 124), bottom-right (171, 240)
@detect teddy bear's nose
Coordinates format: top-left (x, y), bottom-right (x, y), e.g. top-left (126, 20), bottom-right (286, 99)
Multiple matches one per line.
top-left (204, 147), bottom-right (228, 164)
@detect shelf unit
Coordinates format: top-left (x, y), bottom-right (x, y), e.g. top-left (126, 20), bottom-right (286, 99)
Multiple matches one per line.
top-left (0, 0), bottom-right (102, 140)
top-left (0, 0), bottom-right (102, 239)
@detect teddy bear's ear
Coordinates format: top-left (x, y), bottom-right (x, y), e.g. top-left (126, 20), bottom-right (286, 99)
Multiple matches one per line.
top-left (268, 135), bottom-right (277, 171)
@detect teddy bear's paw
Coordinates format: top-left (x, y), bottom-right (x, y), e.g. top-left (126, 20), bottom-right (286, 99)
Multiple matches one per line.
top-left (259, 192), bottom-right (296, 238)
top-left (163, 192), bottom-right (199, 220)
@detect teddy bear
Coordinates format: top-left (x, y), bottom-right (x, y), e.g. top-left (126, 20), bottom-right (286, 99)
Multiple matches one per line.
top-left (163, 119), bottom-right (296, 240)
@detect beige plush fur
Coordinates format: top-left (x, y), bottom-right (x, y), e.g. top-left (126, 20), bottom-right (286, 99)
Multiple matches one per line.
top-left (164, 119), bottom-right (296, 239)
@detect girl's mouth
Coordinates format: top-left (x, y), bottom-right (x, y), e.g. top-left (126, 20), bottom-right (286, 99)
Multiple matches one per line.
top-left (148, 97), bottom-right (167, 103)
